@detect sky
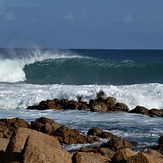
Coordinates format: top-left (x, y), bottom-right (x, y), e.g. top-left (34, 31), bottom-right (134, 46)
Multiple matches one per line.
top-left (0, 0), bottom-right (163, 49)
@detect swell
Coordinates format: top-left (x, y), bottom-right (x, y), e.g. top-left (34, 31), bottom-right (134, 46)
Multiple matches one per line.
top-left (0, 48), bottom-right (81, 83)
top-left (24, 58), bottom-right (163, 85)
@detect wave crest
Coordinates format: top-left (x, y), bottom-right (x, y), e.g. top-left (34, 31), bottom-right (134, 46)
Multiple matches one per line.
top-left (0, 48), bottom-right (80, 83)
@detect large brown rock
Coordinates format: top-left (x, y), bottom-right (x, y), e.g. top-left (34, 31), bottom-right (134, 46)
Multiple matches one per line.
top-left (111, 148), bottom-right (136, 162)
top-left (105, 97), bottom-right (116, 110)
top-left (87, 127), bottom-right (103, 136)
top-left (72, 152), bottom-right (109, 163)
top-left (102, 137), bottom-right (133, 151)
top-left (5, 127), bottom-right (71, 163)
top-left (127, 152), bottom-right (163, 163)
top-left (22, 134), bottom-right (71, 163)
top-left (114, 102), bottom-right (129, 112)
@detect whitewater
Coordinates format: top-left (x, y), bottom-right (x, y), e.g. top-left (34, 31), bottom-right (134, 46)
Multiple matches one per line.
top-left (0, 48), bottom-right (163, 149)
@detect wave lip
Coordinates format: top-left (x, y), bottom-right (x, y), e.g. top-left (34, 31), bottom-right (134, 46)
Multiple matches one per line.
top-left (0, 48), bottom-right (81, 83)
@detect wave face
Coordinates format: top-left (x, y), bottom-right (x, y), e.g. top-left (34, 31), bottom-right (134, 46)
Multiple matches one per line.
top-left (0, 48), bottom-right (163, 85)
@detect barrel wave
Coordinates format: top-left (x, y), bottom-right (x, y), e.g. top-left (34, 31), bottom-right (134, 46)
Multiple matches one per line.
top-left (0, 48), bottom-right (163, 85)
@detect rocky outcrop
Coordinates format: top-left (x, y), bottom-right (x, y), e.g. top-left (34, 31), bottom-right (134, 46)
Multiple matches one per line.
top-left (130, 106), bottom-right (163, 117)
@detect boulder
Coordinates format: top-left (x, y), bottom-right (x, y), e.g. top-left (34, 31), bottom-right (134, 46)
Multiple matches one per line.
top-left (90, 101), bottom-right (108, 112)
top-left (66, 100), bottom-right (80, 110)
top-left (22, 134), bottom-right (71, 163)
top-left (101, 137), bottom-right (133, 151)
top-left (77, 103), bottom-right (90, 110)
top-left (33, 117), bottom-right (61, 134)
top-left (105, 97), bottom-right (116, 110)
top-left (87, 127), bottom-right (103, 136)
top-left (111, 148), bottom-right (136, 162)
top-left (129, 106), bottom-right (150, 116)
top-left (127, 152), bottom-right (163, 163)
top-left (5, 127), bottom-right (71, 163)
top-left (72, 152), bottom-right (109, 163)
top-left (99, 131), bottom-right (116, 139)
top-left (99, 147), bottom-right (115, 159)
top-left (46, 99), bottom-right (63, 110)
top-left (114, 102), bottom-right (129, 112)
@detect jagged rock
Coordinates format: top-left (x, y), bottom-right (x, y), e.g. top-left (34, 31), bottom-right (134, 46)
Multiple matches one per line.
top-left (72, 152), bottom-right (109, 163)
top-left (101, 137), bottom-right (133, 151)
top-left (111, 148), bottom-right (136, 162)
top-left (5, 127), bottom-right (71, 163)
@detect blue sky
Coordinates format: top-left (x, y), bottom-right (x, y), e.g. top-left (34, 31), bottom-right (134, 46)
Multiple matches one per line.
top-left (0, 0), bottom-right (163, 49)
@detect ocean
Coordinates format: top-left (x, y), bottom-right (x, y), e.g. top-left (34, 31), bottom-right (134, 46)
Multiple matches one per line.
top-left (0, 48), bottom-right (163, 151)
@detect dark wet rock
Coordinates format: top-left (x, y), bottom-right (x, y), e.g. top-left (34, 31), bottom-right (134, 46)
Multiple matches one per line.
top-left (77, 103), bottom-right (90, 110)
top-left (87, 127), bottom-right (103, 136)
top-left (129, 106), bottom-right (150, 116)
top-left (31, 121), bottom-right (44, 131)
top-left (65, 100), bottom-right (80, 110)
top-left (114, 102), bottom-right (129, 112)
top-left (99, 131), bottom-right (116, 139)
top-left (101, 137), bottom-right (133, 151)
top-left (79, 146), bottom-right (100, 153)
top-left (158, 136), bottom-right (163, 145)
top-left (149, 108), bottom-right (163, 117)
top-left (90, 100), bottom-right (108, 112)
top-left (105, 97), bottom-right (116, 110)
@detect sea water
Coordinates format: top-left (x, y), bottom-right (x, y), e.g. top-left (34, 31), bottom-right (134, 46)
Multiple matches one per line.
top-left (0, 48), bottom-right (163, 150)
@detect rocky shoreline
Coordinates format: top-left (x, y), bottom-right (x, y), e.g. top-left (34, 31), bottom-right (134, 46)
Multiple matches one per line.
top-left (27, 90), bottom-right (163, 117)
top-left (0, 91), bottom-right (163, 162)
top-left (0, 116), bottom-right (163, 163)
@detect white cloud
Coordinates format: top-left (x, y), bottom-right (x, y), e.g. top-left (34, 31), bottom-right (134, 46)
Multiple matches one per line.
top-left (124, 14), bottom-right (132, 23)
top-left (65, 11), bottom-right (74, 21)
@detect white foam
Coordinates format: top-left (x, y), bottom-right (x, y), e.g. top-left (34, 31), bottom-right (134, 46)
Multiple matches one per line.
top-left (0, 49), bottom-right (80, 83)
top-left (0, 83), bottom-right (163, 111)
